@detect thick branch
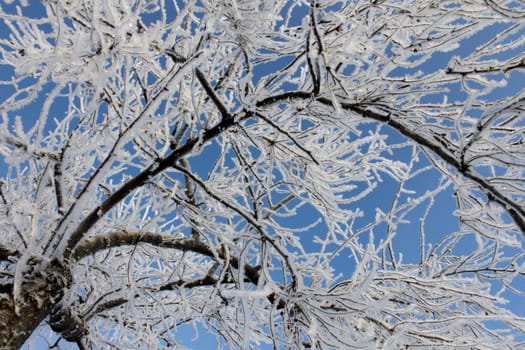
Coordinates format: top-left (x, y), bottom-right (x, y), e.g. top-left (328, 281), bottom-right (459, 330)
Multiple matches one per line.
top-left (51, 54), bottom-right (202, 258)
top-left (256, 91), bottom-right (525, 235)
top-left (64, 108), bottom-right (244, 260)
top-left (446, 56), bottom-right (525, 74)
top-left (336, 102), bottom-right (525, 234)
top-left (72, 231), bottom-right (261, 284)
top-left (73, 231), bottom-right (214, 261)
top-left (72, 231), bottom-right (285, 307)
top-left (0, 258), bottom-right (68, 349)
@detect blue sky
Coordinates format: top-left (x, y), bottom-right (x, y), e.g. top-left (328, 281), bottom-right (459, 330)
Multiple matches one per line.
top-left (2, 0), bottom-right (525, 349)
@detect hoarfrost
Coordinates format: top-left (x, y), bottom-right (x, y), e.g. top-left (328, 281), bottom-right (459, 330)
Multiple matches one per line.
top-left (0, 0), bottom-right (524, 349)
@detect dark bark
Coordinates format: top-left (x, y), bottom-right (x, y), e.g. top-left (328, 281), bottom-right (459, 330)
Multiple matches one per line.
top-left (0, 258), bottom-right (69, 349)
top-left (0, 292), bottom-right (53, 349)
top-left (62, 95), bottom-right (243, 262)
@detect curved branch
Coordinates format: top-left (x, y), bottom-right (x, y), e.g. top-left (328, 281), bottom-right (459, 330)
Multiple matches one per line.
top-left (71, 231), bottom-right (287, 310)
top-left (52, 53), bottom-right (203, 258)
top-left (335, 102), bottom-right (525, 234)
top-left (72, 231), bottom-right (261, 285)
top-left (63, 107), bottom-right (246, 261)
top-left (256, 91), bottom-right (525, 234)
top-left (73, 231), bottom-right (215, 261)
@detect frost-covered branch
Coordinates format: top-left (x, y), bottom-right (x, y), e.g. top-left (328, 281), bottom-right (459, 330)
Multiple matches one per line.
top-left (72, 230), bottom-right (262, 287)
top-left (63, 108), bottom-right (246, 260)
top-left (1, 0), bottom-right (525, 349)
top-left (257, 91), bottom-right (525, 234)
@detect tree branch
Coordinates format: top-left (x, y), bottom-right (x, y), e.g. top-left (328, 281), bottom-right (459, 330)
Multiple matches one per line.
top-left (255, 91), bottom-right (525, 235)
top-left (71, 230), bottom-right (288, 309)
top-left (255, 112), bottom-right (319, 165)
top-left (195, 68), bottom-right (233, 121)
top-left (72, 231), bottom-right (261, 285)
top-left (63, 107), bottom-right (246, 261)
top-left (158, 275), bottom-right (218, 291)
top-left (173, 164), bottom-right (300, 289)
top-left (446, 56), bottom-right (525, 75)
top-left (52, 53), bottom-right (202, 258)
top-left (336, 102), bottom-right (525, 234)
top-left (0, 282), bottom-right (13, 294)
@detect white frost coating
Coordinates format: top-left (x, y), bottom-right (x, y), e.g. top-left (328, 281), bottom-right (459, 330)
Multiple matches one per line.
top-left (220, 285), bottom-right (273, 299)
top-left (12, 253), bottom-right (48, 315)
top-left (11, 253), bottom-right (29, 315)
top-left (0, 0), bottom-right (525, 349)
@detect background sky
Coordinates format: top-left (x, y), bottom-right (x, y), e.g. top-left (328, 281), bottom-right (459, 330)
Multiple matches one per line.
top-left (1, 0), bottom-right (524, 349)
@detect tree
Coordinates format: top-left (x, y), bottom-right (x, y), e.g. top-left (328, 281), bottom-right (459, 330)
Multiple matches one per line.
top-left (0, 0), bottom-right (524, 348)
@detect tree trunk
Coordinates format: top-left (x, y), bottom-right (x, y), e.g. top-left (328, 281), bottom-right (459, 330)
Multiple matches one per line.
top-left (0, 257), bottom-right (68, 349)
top-left (0, 291), bottom-right (56, 349)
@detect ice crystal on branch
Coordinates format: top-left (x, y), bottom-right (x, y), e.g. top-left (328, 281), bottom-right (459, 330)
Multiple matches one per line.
top-left (0, 0), bottom-right (524, 349)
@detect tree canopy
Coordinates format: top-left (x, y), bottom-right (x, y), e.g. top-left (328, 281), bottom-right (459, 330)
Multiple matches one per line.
top-left (0, 0), bottom-right (524, 348)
